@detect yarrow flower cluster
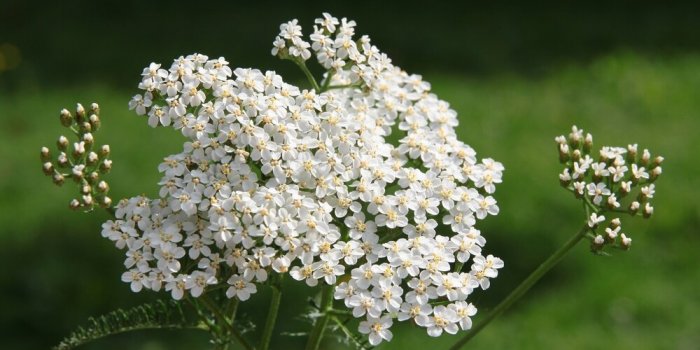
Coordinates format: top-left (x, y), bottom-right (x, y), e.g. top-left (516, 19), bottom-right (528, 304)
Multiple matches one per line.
top-left (99, 13), bottom-right (506, 344)
top-left (556, 126), bottom-right (663, 252)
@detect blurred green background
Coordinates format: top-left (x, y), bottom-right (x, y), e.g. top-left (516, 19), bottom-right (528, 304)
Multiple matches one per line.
top-left (1, 1), bottom-right (699, 349)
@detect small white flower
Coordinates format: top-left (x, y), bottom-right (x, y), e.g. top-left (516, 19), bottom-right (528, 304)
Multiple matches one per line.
top-left (419, 305), bottom-right (460, 337)
top-left (586, 182), bottom-right (610, 205)
top-left (226, 275), bottom-right (257, 301)
top-left (588, 213), bottom-right (605, 228)
top-left (358, 316), bottom-right (393, 346)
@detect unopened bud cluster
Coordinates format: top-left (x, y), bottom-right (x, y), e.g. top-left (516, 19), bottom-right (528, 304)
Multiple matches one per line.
top-left (555, 126), bottom-right (663, 252)
top-left (41, 103), bottom-right (112, 210)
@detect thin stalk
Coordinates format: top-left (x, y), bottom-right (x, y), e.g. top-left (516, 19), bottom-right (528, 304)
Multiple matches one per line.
top-left (293, 60), bottom-right (321, 92)
top-left (331, 316), bottom-right (368, 350)
top-left (449, 224), bottom-right (590, 350)
top-left (200, 295), bottom-right (254, 350)
top-left (304, 285), bottom-right (334, 350)
top-left (258, 285), bottom-right (283, 350)
top-left (187, 298), bottom-right (224, 347)
top-left (320, 71), bottom-right (335, 92)
top-left (225, 298), bottom-right (239, 326)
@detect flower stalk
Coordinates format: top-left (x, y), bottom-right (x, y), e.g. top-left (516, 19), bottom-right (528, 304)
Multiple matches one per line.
top-left (259, 284), bottom-right (283, 350)
top-left (305, 285), bottom-right (334, 350)
top-left (449, 224), bottom-right (590, 350)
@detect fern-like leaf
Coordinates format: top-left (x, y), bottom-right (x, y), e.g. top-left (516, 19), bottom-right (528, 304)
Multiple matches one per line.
top-left (54, 299), bottom-right (205, 350)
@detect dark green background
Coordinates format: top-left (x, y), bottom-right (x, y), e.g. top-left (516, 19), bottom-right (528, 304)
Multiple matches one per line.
top-left (1, 2), bottom-right (698, 349)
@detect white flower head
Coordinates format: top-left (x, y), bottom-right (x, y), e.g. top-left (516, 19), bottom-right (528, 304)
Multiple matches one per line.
top-left (102, 14), bottom-right (506, 344)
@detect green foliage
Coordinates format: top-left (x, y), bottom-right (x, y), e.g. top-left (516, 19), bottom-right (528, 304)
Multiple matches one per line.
top-left (54, 299), bottom-right (203, 350)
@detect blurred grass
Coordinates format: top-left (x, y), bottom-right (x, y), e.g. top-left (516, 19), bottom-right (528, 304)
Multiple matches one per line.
top-left (0, 51), bottom-right (698, 349)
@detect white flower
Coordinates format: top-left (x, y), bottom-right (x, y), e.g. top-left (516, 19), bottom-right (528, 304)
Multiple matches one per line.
top-left (128, 94), bottom-right (152, 116)
top-left (226, 275), bottom-right (257, 301)
top-left (358, 316), bottom-right (393, 346)
top-left (620, 234), bottom-right (632, 249)
top-left (165, 275), bottom-right (187, 300)
top-left (588, 213), bottom-right (606, 228)
top-left (586, 182), bottom-right (611, 205)
top-left (631, 164), bottom-right (649, 181)
top-left (419, 305), bottom-right (460, 337)
top-left (290, 265), bottom-right (318, 287)
top-left (122, 269), bottom-right (148, 292)
top-left (449, 301), bottom-right (477, 330)
top-left (187, 271), bottom-right (217, 297)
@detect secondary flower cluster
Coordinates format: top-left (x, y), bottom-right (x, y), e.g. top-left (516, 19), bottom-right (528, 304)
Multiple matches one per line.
top-left (40, 103), bottom-right (113, 210)
top-left (556, 126), bottom-right (663, 252)
top-left (105, 13), bottom-right (504, 345)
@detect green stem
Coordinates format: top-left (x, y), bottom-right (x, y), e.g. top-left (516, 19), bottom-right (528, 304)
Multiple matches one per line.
top-left (225, 298), bottom-right (239, 326)
top-left (331, 316), bottom-right (368, 350)
top-left (320, 71), bottom-right (335, 92)
top-left (188, 298), bottom-right (223, 346)
top-left (449, 224), bottom-right (590, 350)
top-left (304, 285), bottom-right (334, 350)
top-left (293, 60), bottom-right (321, 92)
top-left (259, 284), bottom-right (283, 350)
top-left (200, 295), bottom-right (254, 350)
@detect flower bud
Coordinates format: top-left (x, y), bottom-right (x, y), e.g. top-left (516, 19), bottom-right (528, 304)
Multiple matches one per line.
top-left (620, 233), bottom-right (632, 250)
top-left (620, 181), bottom-right (632, 195)
top-left (640, 149), bottom-right (650, 166)
top-left (42, 162), bottom-right (54, 175)
top-left (82, 194), bottom-right (94, 206)
top-left (40, 147), bottom-right (51, 162)
top-left (97, 180), bottom-right (110, 193)
top-left (610, 217), bottom-right (621, 228)
top-left (573, 181), bottom-right (585, 198)
top-left (100, 159), bottom-right (113, 174)
top-left (79, 121), bottom-right (92, 133)
top-left (87, 171), bottom-right (100, 184)
top-left (558, 143), bottom-right (569, 163)
top-left (653, 156), bottom-right (664, 166)
top-left (52, 173), bottom-right (65, 186)
top-left (60, 108), bottom-right (73, 127)
top-left (626, 144), bottom-right (638, 163)
top-left (57, 135), bottom-right (69, 151)
top-left (89, 102), bottom-right (100, 116)
top-left (569, 127), bottom-right (582, 145)
top-left (89, 114), bottom-right (101, 130)
top-left (605, 226), bottom-right (619, 242)
top-left (99, 196), bottom-right (112, 208)
top-left (629, 201), bottom-right (640, 215)
top-left (591, 234), bottom-right (605, 251)
top-left (559, 169), bottom-right (571, 187)
top-left (72, 164), bottom-right (85, 181)
top-left (583, 133), bottom-right (593, 153)
top-left (69, 199), bottom-right (82, 210)
top-left (76, 103), bottom-right (86, 123)
top-left (86, 152), bottom-right (99, 166)
top-left (100, 145), bottom-right (111, 158)
top-left (571, 149), bottom-right (581, 162)
top-left (57, 152), bottom-right (69, 168)
top-left (650, 166), bottom-right (662, 181)
top-left (72, 141), bottom-right (86, 158)
top-left (83, 133), bottom-right (94, 146)
top-left (643, 203), bottom-right (654, 218)
top-left (588, 213), bottom-right (605, 229)
top-left (606, 194), bottom-right (620, 209)
top-left (81, 184), bottom-right (92, 194)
